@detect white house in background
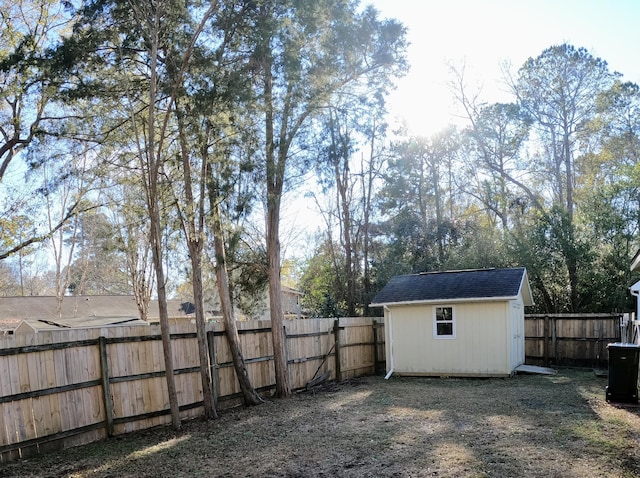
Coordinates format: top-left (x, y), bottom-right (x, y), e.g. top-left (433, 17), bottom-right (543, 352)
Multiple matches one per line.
top-left (256, 286), bottom-right (305, 320)
top-left (629, 250), bottom-right (640, 322)
top-left (370, 267), bottom-right (534, 378)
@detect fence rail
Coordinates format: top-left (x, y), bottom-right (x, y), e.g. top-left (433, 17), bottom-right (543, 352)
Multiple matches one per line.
top-left (524, 313), bottom-right (623, 367)
top-left (3, 312), bottom-right (633, 462)
top-left (0, 317), bottom-right (384, 462)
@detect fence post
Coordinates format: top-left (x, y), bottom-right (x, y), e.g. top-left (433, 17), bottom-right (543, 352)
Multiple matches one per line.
top-left (543, 315), bottom-right (550, 367)
top-left (372, 321), bottom-right (379, 375)
top-left (206, 330), bottom-right (219, 410)
top-left (333, 319), bottom-right (341, 382)
top-left (552, 317), bottom-right (558, 364)
top-left (98, 336), bottom-right (114, 437)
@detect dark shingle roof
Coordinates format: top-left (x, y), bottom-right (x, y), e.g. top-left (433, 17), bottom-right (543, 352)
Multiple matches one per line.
top-left (370, 268), bottom-right (532, 306)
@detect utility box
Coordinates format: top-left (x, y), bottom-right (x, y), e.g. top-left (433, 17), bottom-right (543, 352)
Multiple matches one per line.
top-left (606, 343), bottom-right (640, 404)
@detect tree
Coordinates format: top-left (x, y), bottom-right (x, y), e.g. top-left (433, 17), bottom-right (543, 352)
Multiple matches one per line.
top-left (377, 128), bottom-right (461, 271)
top-left (509, 44), bottom-right (616, 310)
top-left (65, 210), bottom-right (129, 295)
top-left (250, 0), bottom-right (407, 396)
top-left (0, 214), bottom-right (37, 295)
top-left (0, 0), bottom-right (89, 261)
top-left (312, 66), bottom-right (396, 316)
top-left (130, 0), bottom-right (220, 426)
top-left (162, 0), bottom-right (263, 407)
top-left (299, 237), bottom-right (346, 317)
top-left (107, 176), bottom-right (155, 320)
top-left (62, 0), bottom-right (214, 428)
top-left (461, 102), bottom-right (534, 233)
top-left (573, 80), bottom-right (640, 311)
top-left (208, 163), bottom-right (264, 405)
top-left (0, 260), bottom-right (20, 296)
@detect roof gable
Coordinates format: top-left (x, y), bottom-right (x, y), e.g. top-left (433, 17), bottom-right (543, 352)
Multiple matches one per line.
top-left (370, 267), bottom-right (533, 306)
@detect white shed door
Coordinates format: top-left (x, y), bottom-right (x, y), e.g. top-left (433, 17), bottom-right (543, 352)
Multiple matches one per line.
top-left (510, 302), bottom-right (524, 367)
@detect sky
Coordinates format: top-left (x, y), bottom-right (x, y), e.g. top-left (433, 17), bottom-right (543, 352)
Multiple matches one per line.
top-left (287, 0), bottom-right (640, 255)
top-left (368, 0), bottom-right (640, 135)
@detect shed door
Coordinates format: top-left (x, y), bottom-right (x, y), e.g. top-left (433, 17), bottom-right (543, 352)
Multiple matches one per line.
top-left (510, 302), bottom-right (524, 367)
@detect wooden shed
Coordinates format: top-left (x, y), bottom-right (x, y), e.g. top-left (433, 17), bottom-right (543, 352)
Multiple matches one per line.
top-left (370, 267), bottom-right (534, 378)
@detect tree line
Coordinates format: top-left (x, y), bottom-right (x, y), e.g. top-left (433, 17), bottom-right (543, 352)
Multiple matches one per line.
top-left (301, 44), bottom-right (640, 318)
top-left (0, 0), bottom-right (407, 424)
top-left (1, 1), bottom-right (639, 418)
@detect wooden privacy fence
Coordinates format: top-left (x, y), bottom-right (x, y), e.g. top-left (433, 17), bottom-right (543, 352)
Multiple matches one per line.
top-left (0, 317), bottom-right (384, 462)
top-left (525, 313), bottom-right (623, 367)
top-left (4, 312), bottom-right (629, 462)
top-left (621, 316), bottom-right (640, 345)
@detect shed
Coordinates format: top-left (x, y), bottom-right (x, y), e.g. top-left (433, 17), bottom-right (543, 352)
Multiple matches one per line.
top-left (370, 267), bottom-right (534, 378)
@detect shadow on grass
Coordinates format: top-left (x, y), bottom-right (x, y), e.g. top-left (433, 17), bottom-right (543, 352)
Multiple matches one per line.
top-left (1, 369), bottom-right (638, 478)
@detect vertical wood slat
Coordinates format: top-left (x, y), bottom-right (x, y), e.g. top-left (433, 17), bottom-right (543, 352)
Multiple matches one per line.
top-left (206, 330), bottom-right (219, 409)
top-left (543, 315), bottom-right (550, 366)
top-left (98, 336), bottom-right (114, 437)
top-left (372, 323), bottom-right (379, 374)
top-left (552, 317), bottom-right (558, 363)
top-left (526, 313), bottom-right (623, 366)
top-left (333, 319), bottom-right (341, 382)
top-left (1, 318), bottom-right (383, 462)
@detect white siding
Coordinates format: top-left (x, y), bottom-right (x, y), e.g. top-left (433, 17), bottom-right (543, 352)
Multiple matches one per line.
top-left (508, 299), bottom-right (525, 370)
top-left (386, 301), bottom-right (513, 376)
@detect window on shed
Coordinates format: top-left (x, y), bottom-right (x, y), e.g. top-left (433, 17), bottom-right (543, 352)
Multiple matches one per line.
top-left (433, 306), bottom-right (455, 338)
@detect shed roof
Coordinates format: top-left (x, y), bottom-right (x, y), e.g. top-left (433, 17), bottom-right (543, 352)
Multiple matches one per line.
top-left (370, 267), bottom-right (533, 307)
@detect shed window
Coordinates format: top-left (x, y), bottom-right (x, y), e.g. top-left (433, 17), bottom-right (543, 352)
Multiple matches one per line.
top-left (433, 306), bottom-right (455, 338)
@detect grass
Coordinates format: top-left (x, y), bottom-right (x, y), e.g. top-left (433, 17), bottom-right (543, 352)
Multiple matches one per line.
top-left (1, 368), bottom-right (639, 477)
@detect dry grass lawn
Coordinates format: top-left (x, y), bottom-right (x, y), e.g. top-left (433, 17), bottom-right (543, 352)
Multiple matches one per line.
top-left (2, 368), bottom-right (639, 477)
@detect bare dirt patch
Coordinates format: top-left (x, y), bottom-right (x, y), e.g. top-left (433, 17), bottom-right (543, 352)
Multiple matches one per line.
top-left (2, 369), bottom-right (639, 477)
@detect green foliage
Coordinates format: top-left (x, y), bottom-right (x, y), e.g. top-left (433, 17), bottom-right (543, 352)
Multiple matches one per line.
top-left (65, 209), bottom-right (130, 295)
top-left (299, 239), bottom-right (347, 317)
top-left (0, 260), bottom-right (20, 296)
top-left (228, 241), bottom-right (270, 319)
top-left (3, 1), bottom-right (640, 320)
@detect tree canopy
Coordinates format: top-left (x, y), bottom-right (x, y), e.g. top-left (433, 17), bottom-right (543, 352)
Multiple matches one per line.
top-left (0, 0), bottom-right (638, 328)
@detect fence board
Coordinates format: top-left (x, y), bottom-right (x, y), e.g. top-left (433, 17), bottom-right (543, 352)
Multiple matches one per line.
top-left (0, 317), bottom-right (383, 462)
top-left (339, 319), bottom-right (376, 380)
top-left (525, 314), bottom-right (622, 367)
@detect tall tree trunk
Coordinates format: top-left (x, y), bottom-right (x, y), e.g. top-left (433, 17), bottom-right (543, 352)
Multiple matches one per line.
top-left (129, 241), bottom-right (152, 322)
top-left (207, 163), bottom-right (263, 406)
top-left (145, 4), bottom-right (180, 430)
top-left (361, 133), bottom-right (376, 317)
top-left (263, 39), bottom-right (291, 398)
top-left (149, 217), bottom-right (181, 429)
top-left (186, 242), bottom-right (218, 419)
top-left (267, 192), bottom-right (290, 397)
top-left (339, 179), bottom-right (357, 316)
top-left (562, 128), bottom-right (577, 310)
top-left (176, 104), bottom-right (216, 419)
top-left (432, 160), bottom-right (444, 265)
top-left (329, 112), bottom-right (357, 317)
top-left (213, 233), bottom-right (264, 406)
top-left (563, 130), bottom-right (574, 222)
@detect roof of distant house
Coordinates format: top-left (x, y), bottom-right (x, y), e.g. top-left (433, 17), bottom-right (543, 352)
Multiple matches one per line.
top-left (0, 295), bottom-right (204, 333)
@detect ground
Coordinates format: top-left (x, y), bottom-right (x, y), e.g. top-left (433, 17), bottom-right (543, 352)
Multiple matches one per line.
top-left (2, 369), bottom-right (639, 477)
